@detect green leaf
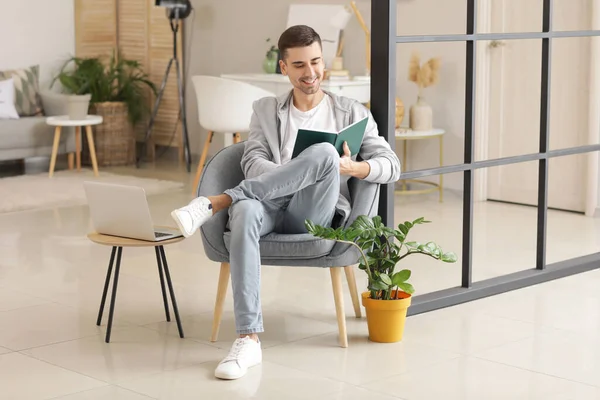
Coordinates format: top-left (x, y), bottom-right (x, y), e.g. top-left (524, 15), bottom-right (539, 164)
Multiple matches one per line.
top-left (405, 241), bottom-right (419, 249)
top-left (398, 223), bottom-right (408, 235)
top-left (442, 252), bottom-right (458, 263)
top-left (380, 273), bottom-right (392, 286)
top-left (369, 280), bottom-right (388, 291)
top-left (404, 221), bottom-right (413, 229)
top-left (392, 269), bottom-right (411, 285)
top-left (397, 282), bottom-right (415, 294)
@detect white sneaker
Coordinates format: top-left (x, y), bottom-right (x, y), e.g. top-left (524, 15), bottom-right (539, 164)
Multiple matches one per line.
top-left (214, 336), bottom-right (262, 380)
top-left (170, 196), bottom-right (213, 237)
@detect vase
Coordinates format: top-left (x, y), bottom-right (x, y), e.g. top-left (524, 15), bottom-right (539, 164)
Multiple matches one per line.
top-left (262, 50), bottom-right (278, 74)
top-left (409, 96), bottom-right (433, 131)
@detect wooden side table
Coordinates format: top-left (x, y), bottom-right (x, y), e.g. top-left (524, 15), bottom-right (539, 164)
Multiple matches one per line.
top-left (46, 115), bottom-right (103, 178)
top-left (87, 231), bottom-right (185, 343)
top-left (395, 128), bottom-right (445, 202)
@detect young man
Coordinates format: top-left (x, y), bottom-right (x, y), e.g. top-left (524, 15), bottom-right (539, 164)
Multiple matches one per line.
top-left (171, 25), bottom-right (401, 380)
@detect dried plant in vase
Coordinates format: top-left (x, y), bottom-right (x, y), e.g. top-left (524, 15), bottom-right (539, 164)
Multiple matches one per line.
top-left (408, 51), bottom-right (441, 131)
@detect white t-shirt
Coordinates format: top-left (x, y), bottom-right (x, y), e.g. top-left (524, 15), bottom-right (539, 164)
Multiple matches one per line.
top-left (280, 95), bottom-right (337, 164)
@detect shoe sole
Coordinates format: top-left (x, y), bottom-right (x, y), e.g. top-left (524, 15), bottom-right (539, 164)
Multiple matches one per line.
top-left (214, 359), bottom-right (261, 380)
top-left (170, 210), bottom-right (193, 238)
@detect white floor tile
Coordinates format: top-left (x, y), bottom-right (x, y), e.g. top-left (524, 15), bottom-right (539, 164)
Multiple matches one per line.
top-left (0, 303), bottom-right (130, 351)
top-left (0, 287), bottom-right (51, 312)
top-left (144, 308), bottom-right (338, 350)
top-left (23, 327), bottom-right (226, 384)
top-left (52, 386), bottom-right (155, 400)
top-left (363, 356), bottom-right (592, 400)
top-left (474, 328), bottom-right (600, 387)
top-left (262, 319), bottom-right (460, 385)
top-left (0, 352), bottom-right (105, 400)
top-left (118, 360), bottom-right (345, 400)
top-left (311, 383), bottom-right (405, 400)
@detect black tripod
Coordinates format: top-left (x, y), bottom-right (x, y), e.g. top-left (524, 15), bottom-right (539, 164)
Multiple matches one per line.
top-left (137, 10), bottom-right (191, 172)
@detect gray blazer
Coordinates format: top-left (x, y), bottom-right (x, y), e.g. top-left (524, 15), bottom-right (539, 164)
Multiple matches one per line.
top-left (240, 89), bottom-right (401, 220)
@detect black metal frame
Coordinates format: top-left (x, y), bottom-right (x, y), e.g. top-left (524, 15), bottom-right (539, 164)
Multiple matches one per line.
top-left (371, 0), bottom-right (600, 313)
top-left (97, 245), bottom-right (184, 342)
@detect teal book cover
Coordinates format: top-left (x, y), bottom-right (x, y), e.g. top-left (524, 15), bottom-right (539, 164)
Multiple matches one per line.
top-left (291, 117), bottom-right (369, 159)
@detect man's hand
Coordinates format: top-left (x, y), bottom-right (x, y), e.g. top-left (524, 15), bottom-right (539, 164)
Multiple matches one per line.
top-left (339, 141), bottom-right (370, 179)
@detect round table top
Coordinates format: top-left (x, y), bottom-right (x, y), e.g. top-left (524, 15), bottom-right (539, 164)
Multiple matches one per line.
top-left (46, 115), bottom-right (103, 126)
top-left (87, 228), bottom-right (184, 247)
top-left (395, 127), bottom-right (445, 140)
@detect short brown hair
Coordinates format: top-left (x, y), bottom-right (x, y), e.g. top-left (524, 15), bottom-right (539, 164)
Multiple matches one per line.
top-left (277, 25), bottom-right (322, 60)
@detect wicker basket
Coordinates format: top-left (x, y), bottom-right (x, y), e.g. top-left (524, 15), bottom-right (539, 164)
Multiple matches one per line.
top-left (83, 102), bottom-right (136, 166)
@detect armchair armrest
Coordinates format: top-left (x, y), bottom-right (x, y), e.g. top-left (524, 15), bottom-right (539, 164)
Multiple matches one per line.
top-left (198, 142), bottom-right (246, 262)
top-left (328, 178), bottom-right (380, 258)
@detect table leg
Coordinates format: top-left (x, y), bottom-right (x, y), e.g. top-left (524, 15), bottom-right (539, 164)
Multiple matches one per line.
top-left (105, 246), bottom-right (123, 343)
top-left (155, 247), bottom-right (171, 322)
top-left (402, 140), bottom-right (408, 191)
top-left (75, 126), bottom-right (81, 171)
top-left (159, 246), bottom-right (184, 338)
top-left (68, 153), bottom-right (74, 170)
top-left (97, 247), bottom-right (116, 326)
top-left (49, 126), bottom-right (61, 178)
top-left (439, 136), bottom-right (444, 202)
top-left (85, 125), bottom-right (99, 176)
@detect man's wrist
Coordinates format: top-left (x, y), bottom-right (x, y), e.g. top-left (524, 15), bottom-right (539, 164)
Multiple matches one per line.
top-left (352, 161), bottom-right (370, 179)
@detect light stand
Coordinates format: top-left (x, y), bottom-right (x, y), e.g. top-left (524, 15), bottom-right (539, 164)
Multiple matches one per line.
top-left (137, 2), bottom-right (192, 172)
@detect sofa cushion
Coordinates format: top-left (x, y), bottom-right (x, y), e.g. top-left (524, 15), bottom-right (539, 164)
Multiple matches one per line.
top-left (0, 65), bottom-right (43, 117)
top-left (0, 78), bottom-right (19, 119)
top-left (0, 117), bottom-right (56, 150)
top-left (223, 231), bottom-right (336, 260)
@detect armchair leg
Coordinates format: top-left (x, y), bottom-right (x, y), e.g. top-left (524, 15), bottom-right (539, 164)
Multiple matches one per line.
top-left (192, 130), bottom-right (214, 195)
top-left (211, 262), bottom-right (230, 342)
top-left (344, 266), bottom-right (362, 318)
top-left (330, 267), bottom-right (348, 348)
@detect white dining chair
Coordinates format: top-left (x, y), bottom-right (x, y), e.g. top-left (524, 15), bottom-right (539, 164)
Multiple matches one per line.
top-left (191, 75), bottom-right (276, 194)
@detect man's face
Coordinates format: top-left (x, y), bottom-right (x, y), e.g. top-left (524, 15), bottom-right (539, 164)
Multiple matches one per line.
top-left (279, 42), bottom-right (325, 95)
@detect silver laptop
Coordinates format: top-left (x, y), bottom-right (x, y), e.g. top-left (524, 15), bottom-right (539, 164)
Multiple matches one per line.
top-left (83, 181), bottom-right (182, 242)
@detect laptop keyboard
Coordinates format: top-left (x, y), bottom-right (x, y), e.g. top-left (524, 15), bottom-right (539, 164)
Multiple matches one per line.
top-left (154, 232), bottom-right (171, 238)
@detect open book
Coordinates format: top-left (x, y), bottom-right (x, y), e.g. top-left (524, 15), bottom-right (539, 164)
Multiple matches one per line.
top-left (291, 116), bottom-right (369, 159)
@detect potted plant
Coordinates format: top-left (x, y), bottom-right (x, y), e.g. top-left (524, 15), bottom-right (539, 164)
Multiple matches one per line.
top-left (306, 215), bottom-right (457, 343)
top-left (52, 50), bottom-right (156, 166)
top-left (263, 38), bottom-right (279, 74)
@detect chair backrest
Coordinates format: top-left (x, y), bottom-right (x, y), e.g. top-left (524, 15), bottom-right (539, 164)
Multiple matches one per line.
top-left (191, 75), bottom-right (275, 133)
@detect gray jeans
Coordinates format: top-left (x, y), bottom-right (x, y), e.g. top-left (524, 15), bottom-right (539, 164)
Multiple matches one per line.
top-left (223, 143), bottom-right (340, 335)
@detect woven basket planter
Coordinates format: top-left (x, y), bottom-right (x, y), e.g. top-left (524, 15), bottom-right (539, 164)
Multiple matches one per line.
top-left (83, 102), bottom-right (136, 167)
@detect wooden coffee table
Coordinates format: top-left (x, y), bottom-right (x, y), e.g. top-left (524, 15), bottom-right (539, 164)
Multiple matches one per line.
top-left (88, 230), bottom-right (185, 343)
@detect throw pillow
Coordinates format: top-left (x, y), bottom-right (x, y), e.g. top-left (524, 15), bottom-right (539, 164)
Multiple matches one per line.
top-left (0, 65), bottom-right (44, 117)
top-left (0, 78), bottom-right (20, 119)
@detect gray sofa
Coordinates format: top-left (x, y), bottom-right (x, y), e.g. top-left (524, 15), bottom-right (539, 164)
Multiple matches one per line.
top-left (0, 92), bottom-right (75, 162)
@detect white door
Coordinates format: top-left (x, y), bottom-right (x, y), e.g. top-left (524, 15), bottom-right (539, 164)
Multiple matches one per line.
top-left (483, 0), bottom-right (592, 213)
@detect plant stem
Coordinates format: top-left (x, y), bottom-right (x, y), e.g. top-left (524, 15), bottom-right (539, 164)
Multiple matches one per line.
top-left (398, 250), bottom-right (441, 262)
top-left (336, 239), bottom-right (373, 282)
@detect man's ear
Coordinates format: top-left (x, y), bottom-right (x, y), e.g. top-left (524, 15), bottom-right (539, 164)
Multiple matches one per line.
top-left (279, 59), bottom-right (287, 76)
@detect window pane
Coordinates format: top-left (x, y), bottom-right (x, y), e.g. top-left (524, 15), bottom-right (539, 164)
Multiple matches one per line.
top-left (394, 172), bottom-right (463, 295)
top-left (396, 0), bottom-right (466, 36)
top-left (553, 0), bottom-right (593, 31)
top-left (549, 37), bottom-right (596, 150)
top-left (395, 42), bottom-right (465, 171)
top-left (546, 153), bottom-right (600, 264)
top-left (473, 162), bottom-right (539, 282)
top-left (476, 0), bottom-right (542, 34)
top-left (474, 39), bottom-right (542, 161)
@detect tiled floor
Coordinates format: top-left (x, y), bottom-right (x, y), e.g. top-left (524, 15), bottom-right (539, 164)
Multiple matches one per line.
top-left (1, 158), bottom-right (600, 399)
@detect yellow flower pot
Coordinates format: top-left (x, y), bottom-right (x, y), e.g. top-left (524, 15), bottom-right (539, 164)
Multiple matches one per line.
top-left (361, 290), bottom-right (412, 343)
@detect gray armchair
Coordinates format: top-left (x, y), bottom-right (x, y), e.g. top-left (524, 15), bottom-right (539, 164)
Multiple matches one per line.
top-left (198, 143), bottom-right (380, 347)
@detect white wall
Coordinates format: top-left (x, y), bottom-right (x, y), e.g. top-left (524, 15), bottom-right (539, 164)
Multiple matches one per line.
top-left (0, 0), bottom-right (75, 90)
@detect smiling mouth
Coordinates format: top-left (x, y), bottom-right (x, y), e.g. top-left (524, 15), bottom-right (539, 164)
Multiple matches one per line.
top-left (301, 77), bottom-right (317, 85)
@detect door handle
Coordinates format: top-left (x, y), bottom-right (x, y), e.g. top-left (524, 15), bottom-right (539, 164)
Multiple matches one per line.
top-left (489, 40), bottom-right (506, 49)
